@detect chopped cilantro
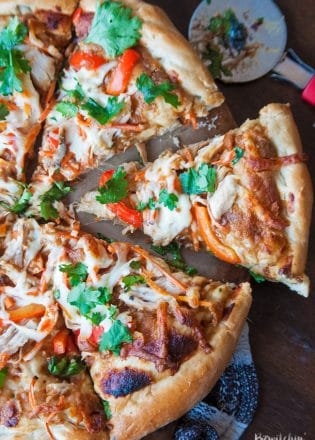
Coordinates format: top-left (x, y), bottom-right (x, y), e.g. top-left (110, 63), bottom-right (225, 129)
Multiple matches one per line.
top-left (48, 356), bottom-right (85, 377)
top-left (136, 73), bottom-right (180, 108)
top-left (96, 166), bottom-right (128, 204)
top-left (249, 270), bottom-right (266, 283)
top-left (232, 146), bottom-right (244, 165)
top-left (136, 198), bottom-right (156, 211)
top-left (158, 189), bottom-right (178, 211)
top-left (55, 101), bottom-right (79, 118)
top-left (59, 262), bottom-right (88, 287)
top-left (40, 182), bottom-right (71, 221)
top-left (102, 400), bottom-right (112, 419)
top-left (150, 241), bottom-right (198, 276)
top-left (99, 319), bottom-right (132, 355)
top-left (122, 274), bottom-right (146, 291)
top-left (202, 44), bottom-right (232, 79)
top-left (0, 103), bottom-right (9, 120)
top-left (54, 289), bottom-right (61, 300)
top-left (130, 260), bottom-right (141, 270)
top-left (88, 311), bottom-right (106, 326)
top-left (82, 96), bottom-right (125, 125)
top-left (0, 367), bottom-right (7, 387)
top-left (68, 284), bottom-right (112, 315)
top-left (85, 1), bottom-right (142, 57)
top-left (0, 17), bottom-right (30, 95)
top-left (180, 163), bottom-right (216, 195)
top-left (96, 232), bottom-right (114, 243)
top-left (65, 82), bottom-right (85, 101)
top-left (0, 183), bottom-right (32, 214)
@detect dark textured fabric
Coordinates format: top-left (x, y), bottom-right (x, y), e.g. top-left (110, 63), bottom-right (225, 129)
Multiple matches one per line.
top-left (174, 323), bottom-right (258, 440)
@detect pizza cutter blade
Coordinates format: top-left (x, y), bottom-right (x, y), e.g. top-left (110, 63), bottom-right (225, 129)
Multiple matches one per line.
top-left (189, 0), bottom-right (287, 83)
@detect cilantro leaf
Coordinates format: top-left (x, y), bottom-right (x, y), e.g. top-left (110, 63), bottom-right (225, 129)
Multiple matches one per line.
top-left (180, 163), bottom-right (217, 195)
top-left (122, 274), bottom-right (146, 291)
top-left (150, 241), bottom-right (198, 276)
top-left (0, 184), bottom-right (32, 214)
top-left (136, 73), bottom-right (180, 108)
top-left (55, 101), bottom-right (79, 118)
top-left (249, 270), bottom-right (266, 283)
top-left (65, 82), bottom-right (85, 102)
top-left (136, 198), bottom-right (156, 211)
top-left (0, 17), bottom-right (28, 49)
top-left (0, 18), bottom-right (30, 95)
top-left (82, 97), bottom-right (124, 125)
top-left (59, 262), bottom-right (88, 287)
top-left (85, 1), bottom-right (142, 57)
top-left (232, 146), bottom-right (244, 165)
top-left (88, 312), bottom-right (106, 325)
top-left (96, 166), bottom-right (128, 204)
top-left (158, 189), bottom-right (178, 211)
top-left (48, 356), bottom-right (85, 377)
top-left (0, 103), bottom-right (9, 120)
top-left (0, 367), bottom-right (7, 387)
top-left (54, 290), bottom-right (61, 299)
top-left (99, 319), bottom-right (132, 355)
top-left (130, 260), bottom-right (141, 270)
top-left (202, 44), bottom-right (232, 80)
top-left (40, 182), bottom-right (71, 221)
top-left (68, 283), bottom-right (112, 315)
top-left (96, 232), bottom-right (114, 243)
top-left (102, 400), bottom-right (112, 419)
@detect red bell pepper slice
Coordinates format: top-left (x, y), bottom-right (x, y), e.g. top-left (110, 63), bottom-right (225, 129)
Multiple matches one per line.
top-left (107, 49), bottom-right (140, 95)
top-left (70, 51), bottom-right (107, 71)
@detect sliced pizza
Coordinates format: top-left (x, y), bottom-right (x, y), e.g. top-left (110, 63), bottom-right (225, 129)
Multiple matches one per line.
top-left (0, 315), bottom-right (108, 439)
top-left (0, 1), bottom-right (77, 181)
top-left (39, 220), bottom-right (251, 440)
top-left (79, 103), bottom-right (313, 296)
top-left (28, 0), bottom-right (224, 220)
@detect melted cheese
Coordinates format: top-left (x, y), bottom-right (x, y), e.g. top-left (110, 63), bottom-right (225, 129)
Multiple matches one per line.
top-left (207, 175), bottom-right (239, 220)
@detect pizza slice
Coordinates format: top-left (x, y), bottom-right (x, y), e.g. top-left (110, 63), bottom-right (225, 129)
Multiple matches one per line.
top-left (79, 103), bottom-right (313, 296)
top-left (28, 0), bottom-right (224, 220)
top-left (0, 1), bottom-right (77, 181)
top-left (40, 220), bottom-right (251, 440)
top-left (0, 315), bottom-right (108, 439)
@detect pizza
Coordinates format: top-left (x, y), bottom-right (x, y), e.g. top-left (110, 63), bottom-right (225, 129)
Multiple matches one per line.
top-left (0, 316), bottom-right (108, 439)
top-left (0, 216), bottom-right (252, 439)
top-left (78, 103), bottom-right (313, 296)
top-left (27, 0), bottom-right (223, 219)
top-left (0, 1), bottom-right (77, 182)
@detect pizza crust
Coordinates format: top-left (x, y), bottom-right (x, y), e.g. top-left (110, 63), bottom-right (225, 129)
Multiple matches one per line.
top-left (80, 0), bottom-right (224, 110)
top-left (255, 104), bottom-right (312, 296)
top-left (0, 0), bottom-right (78, 15)
top-left (91, 283), bottom-right (251, 440)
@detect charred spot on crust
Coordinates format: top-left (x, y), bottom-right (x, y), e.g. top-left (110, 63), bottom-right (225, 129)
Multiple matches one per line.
top-left (222, 303), bottom-right (235, 320)
top-left (101, 368), bottom-right (152, 398)
top-left (86, 411), bottom-right (107, 433)
top-left (168, 332), bottom-right (198, 363)
top-left (0, 400), bottom-right (19, 428)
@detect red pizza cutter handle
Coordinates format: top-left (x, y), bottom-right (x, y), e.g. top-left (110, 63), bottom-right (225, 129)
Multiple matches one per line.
top-left (302, 76), bottom-right (315, 106)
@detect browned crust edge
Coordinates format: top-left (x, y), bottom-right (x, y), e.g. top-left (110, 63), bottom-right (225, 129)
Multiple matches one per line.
top-left (106, 282), bottom-right (251, 440)
top-left (0, 0), bottom-right (78, 15)
top-left (80, 0), bottom-right (224, 110)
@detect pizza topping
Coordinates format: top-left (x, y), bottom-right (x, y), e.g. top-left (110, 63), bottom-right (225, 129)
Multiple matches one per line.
top-left (101, 368), bottom-right (151, 397)
top-left (59, 262), bottom-right (88, 287)
top-left (48, 355), bottom-right (85, 377)
top-left (0, 17), bottom-right (31, 96)
top-left (102, 400), bottom-right (112, 419)
top-left (0, 183), bottom-right (32, 214)
top-left (85, 1), bottom-right (142, 57)
top-left (8, 304), bottom-right (46, 323)
top-left (180, 163), bottom-right (217, 195)
top-left (0, 103), bottom-right (9, 120)
top-left (0, 399), bottom-right (19, 428)
top-left (67, 284), bottom-right (111, 316)
top-left (99, 319), bottom-right (132, 355)
top-left (136, 73), bottom-right (181, 108)
top-left (69, 50), bottom-right (107, 70)
top-left (158, 189), bottom-right (179, 211)
top-left (232, 146), bottom-right (244, 165)
top-left (82, 96), bottom-right (125, 125)
top-left (0, 367), bottom-right (7, 387)
top-left (122, 274), bottom-right (146, 291)
top-left (168, 331), bottom-right (199, 363)
top-left (249, 270), bottom-right (266, 283)
top-left (151, 242), bottom-right (198, 276)
top-left (107, 48), bottom-right (140, 95)
top-left (97, 166), bottom-right (128, 204)
top-left (40, 182), bottom-right (71, 220)
top-left (246, 153), bottom-right (307, 171)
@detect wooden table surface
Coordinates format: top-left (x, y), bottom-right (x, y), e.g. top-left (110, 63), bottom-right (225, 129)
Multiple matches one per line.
top-left (149, 1), bottom-right (315, 438)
